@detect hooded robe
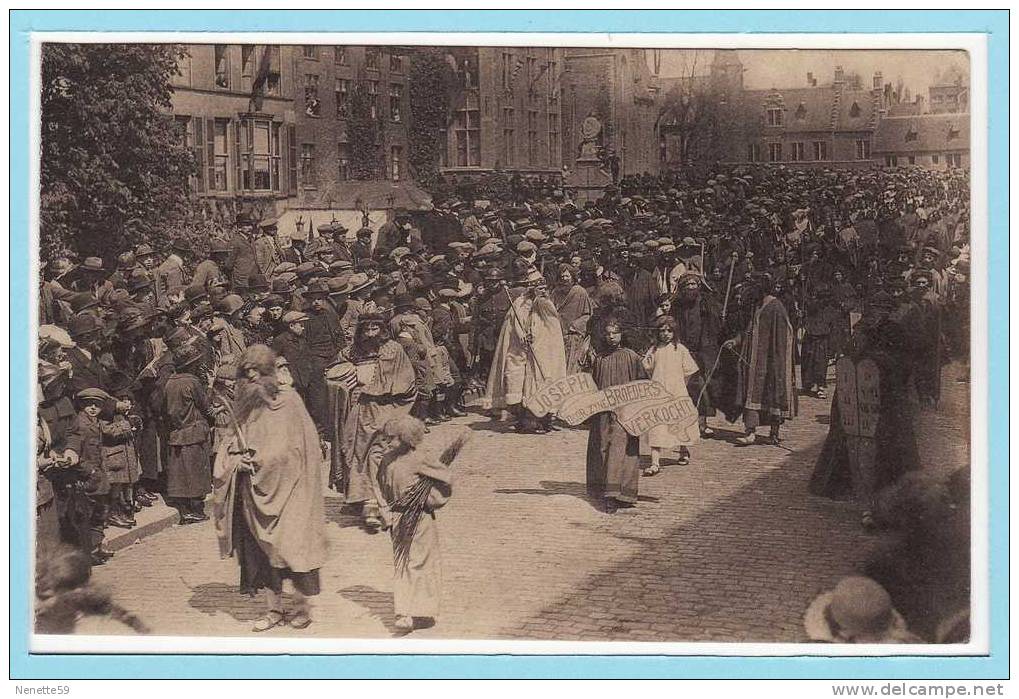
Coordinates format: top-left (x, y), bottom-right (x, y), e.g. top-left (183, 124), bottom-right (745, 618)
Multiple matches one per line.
top-left (484, 291), bottom-right (567, 410)
top-left (213, 387), bottom-right (327, 579)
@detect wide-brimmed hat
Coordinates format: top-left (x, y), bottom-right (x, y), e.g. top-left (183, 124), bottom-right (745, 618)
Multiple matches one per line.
top-left (345, 273), bottom-right (373, 295)
top-left (304, 279), bottom-right (332, 298)
top-left (215, 294), bottom-right (244, 316)
top-left (135, 243), bottom-right (156, 259)
top-left (69, 292), bottom-right (99, 314)
top-left (803, 576), bottom-right (917, 643)
top-left (80, 257), bottom-right (105, 273)
top-left (183, 285), bottom-right (209, 305)
top-left (173, 341), bottom-right (206, 370)
top-left (117, 252), bottom-right (137, 270)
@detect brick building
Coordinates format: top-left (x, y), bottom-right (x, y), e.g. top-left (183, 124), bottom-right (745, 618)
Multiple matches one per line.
top-left (292, 44), bottom-right (412, 208)
top-left (170, 44), bottom-right (300, 221)
top-left (442, 46), bottom-right (564, 177)
top-left (717, 54), bottom-right (884, 169)
top-left (872, 114), bottom-right (970, 170)
top-left (560, 48), bottom-right (663, 179)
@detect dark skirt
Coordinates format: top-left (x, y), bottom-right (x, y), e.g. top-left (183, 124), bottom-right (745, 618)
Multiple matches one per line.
top-left (232, 479), bottom-right (321, 597)
top-left (586, 414), bottom-right (641, 504)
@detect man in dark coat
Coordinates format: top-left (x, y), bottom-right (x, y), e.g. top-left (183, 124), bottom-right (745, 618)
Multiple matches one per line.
top-left (272, 311), bottom-right (328, 434)
top-left (671, 272), bottom-right (723, 437)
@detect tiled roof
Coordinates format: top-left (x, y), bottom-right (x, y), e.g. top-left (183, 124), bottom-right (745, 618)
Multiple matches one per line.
top-left (872, 114), bottom-right (970, 154)
top-left (743, 87), bottom-right (836, 132)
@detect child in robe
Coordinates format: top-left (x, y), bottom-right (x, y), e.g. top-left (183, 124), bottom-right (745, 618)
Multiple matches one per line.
top-left (583, 316), bottom-right (647, 512)
top-left (367, 414), bottom-right (453, 633)
top-left (641, 315), bottom-right (701, 475)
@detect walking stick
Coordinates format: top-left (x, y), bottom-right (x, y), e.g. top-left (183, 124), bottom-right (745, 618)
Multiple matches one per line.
top-left (502, 285), bottom-right (547, 383)
top-left (720, 251), bottom-right (738, 323)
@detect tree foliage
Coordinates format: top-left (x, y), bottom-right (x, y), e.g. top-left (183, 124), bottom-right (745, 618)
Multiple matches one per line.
top-left (347, 80), bottom-right (386, 180)
top-left (408, 48), bottom-right (454, 192)
top-left (40, 43), bottom-right (196, 260)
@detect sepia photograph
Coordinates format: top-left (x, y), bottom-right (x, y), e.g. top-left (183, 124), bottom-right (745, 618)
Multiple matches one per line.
top-left (27, 31), bottom-right (984, 657)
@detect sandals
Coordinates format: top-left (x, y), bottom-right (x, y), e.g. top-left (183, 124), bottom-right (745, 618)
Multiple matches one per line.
top-left (700, 427), bottom-right (715, 438)
top-left (252, 610), bottom-right (286, 633)
top-left (676, 453), bottom-right (691, 466)
top-left (642, 464), bottom-right (661, 477)
top-left (288, 610), bottom-right (312, 629)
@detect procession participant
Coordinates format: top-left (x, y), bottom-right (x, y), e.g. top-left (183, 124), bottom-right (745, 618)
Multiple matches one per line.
top-left (671, 272), bottom-right (723, 437)
top-left (366, 414), bottom-right (454, 633)
top-left (485, 268), bottom-right (567, 433)
top-left (154, 239), bottom-right (189, 308)
top-left (160, 342), bottom-right (215, 525)
top-left (729, 273), bottom-right (798, 446)
top-left (390, 293), bottom-right (443, 421)
top-left (327, 313), bottom-right (416, 531)
top-left (271, 310), bottom-right (329, 434)
top-left (584, 316), bottom-right (647, 512)
top-left (641, 316), bottom-right (700, 475)
top-left (550, 264), bottom-right (593, 375)
top-left (213, 344), bottom-right (327, 632)
top-left (811, 291), bottom-right (921, 528)
top-left (800, 284), bottom-right (838, 399)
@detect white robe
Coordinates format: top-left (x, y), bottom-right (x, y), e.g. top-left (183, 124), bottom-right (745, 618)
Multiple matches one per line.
top-left (641, 342), bottom-right (700, 449)
top-left (484, 293), bottom-right (567, 409)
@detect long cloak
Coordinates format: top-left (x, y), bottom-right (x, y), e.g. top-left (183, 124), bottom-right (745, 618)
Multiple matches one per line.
top-left (738, 296), bottom-right (798, 420)
top-left (551, 283), bottom-right (593, 375)
top-left (328, 340), bottom-right (416, 500)
top-left (484, 293), bottom-right (567, 409)
top-left (213, 387), bottom-right (327, 573)
top-left (586, 347), bottom-right (646, 504)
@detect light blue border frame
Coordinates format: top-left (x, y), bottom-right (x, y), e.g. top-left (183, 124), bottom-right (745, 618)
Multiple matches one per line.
top-left (10, 9), bottom-right (1008, 679)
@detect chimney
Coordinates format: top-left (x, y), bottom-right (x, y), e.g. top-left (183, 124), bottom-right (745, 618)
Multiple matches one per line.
top-left (873, 71), bottom-right (882, 90)
top-left (834, 65), bottom-right (845, 84)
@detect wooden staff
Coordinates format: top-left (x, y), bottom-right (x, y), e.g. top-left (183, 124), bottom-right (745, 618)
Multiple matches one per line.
top-left (720, 251), bottom-right (738, 323)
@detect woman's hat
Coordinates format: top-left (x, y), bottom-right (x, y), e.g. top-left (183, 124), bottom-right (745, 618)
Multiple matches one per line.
top-left (803, 576), bottom-right (915, 643)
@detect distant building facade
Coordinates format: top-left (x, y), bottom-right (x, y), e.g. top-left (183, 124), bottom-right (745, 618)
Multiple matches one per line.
top-left (716, 54), bottom-right (884, 169)
top-left (292, 44), bottom-right (412, 209)
top-left (872, 114), bottom-right (970, 170)
top-left (441, 46), bottom-right (564, 178)
top-left (170, 44), bottom-right (300, 221)
top-left (560, 48), bottom-right (663, 179)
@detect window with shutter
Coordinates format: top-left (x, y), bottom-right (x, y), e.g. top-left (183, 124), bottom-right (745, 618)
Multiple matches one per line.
top-left (206, 119), bottom-right (216, 191)
top-left (234, 120), bottom-right (243, 193)
top-left (287, 124), bottom-right (297, 196)
top-left (192, 116), bottom-right (206, 193)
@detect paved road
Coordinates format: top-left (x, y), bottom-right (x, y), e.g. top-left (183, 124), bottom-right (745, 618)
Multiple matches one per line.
top-left (89, 386), bottom-right (905, 642)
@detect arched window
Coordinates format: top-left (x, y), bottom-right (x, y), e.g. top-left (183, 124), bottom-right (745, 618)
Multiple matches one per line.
top-left (849, 102), bottom-right (861, 118)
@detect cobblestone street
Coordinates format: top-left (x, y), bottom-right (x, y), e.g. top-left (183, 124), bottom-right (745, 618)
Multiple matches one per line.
top-left (88, 384), bottom-right (917, 643)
